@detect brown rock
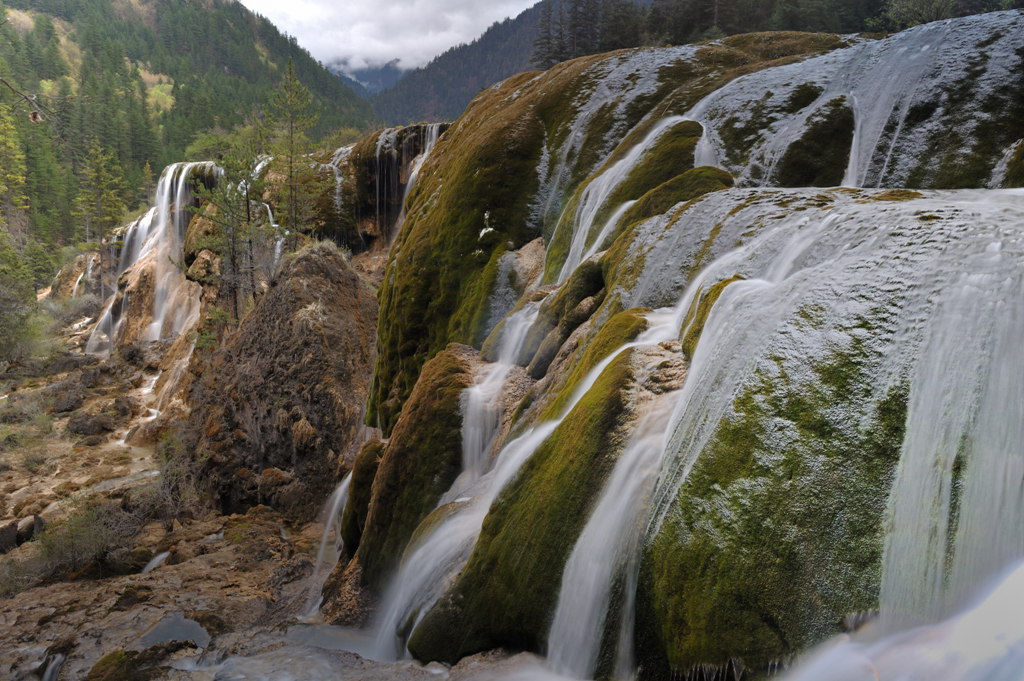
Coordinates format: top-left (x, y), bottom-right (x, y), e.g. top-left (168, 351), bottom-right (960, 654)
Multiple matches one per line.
top-left (185, 242), bottom-right (378, 521)
top-left (0, 521), bottom-right (17, 554)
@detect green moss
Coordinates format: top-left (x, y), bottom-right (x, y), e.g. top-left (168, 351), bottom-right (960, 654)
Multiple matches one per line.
top-left (784, 83), bottom-right (823, 113)
top-left (84, 650), bottom-right (161, 681)
top-left (621, 167), bottom-right (734, 230)
top-left (906, 47), bottom-right (1024, 188)
top-left (638, 341), bottom-right (908, 676)
top-left (870, 189), bottom-right (925, 202)
top-left (370, 31), bottom-right (854, 432)
top-left (369, 73), bottom-right (547, 433)
top-left (519, 259), bottom-right (606, 370)
top-left (542, 308), bottom-right (649, 420)
top-left (407, 352), bottom-right (636, 663)
top-left (609, 121), bottom-right (703, 207)
top-left (775, 97), bottom-right (854, 187)
top-left (340, 439), bottom-right (385, 553)
top-left (681, 275), bottom-right (745, 360)
top-left (1004, 141), bottom-right (1024, 188)
top-left (356, 347), bottom-right (475, 588)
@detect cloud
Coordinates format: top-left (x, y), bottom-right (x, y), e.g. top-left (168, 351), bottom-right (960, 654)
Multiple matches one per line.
top-left (237, 0), bottom-right (538, 73)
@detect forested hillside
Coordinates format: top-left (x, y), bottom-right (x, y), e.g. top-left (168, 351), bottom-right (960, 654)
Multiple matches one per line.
top-left (0, 0), bottom-right (372, 301)
top-left (374, 0), bottom-right (1023, 125)
top-left (371, 4), bottom-right (547, 124)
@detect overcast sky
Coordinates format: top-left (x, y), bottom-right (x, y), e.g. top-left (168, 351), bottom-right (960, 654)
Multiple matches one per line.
top-left (237, 0), bottom-right (538, 73)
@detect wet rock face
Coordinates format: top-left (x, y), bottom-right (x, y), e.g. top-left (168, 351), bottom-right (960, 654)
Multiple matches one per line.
top-left (321, 344), bottom-right (476, 616)
top-left (186, 242), bottom-right (378, 521)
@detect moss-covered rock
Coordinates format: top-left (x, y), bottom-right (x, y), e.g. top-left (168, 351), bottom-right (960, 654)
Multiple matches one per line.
top-left (369, 33), bottom-right (849, 434)
top-left (541, 308), bottom-right (649, 420)
top-left (408, 351), bottom-right (637, 663)
top-left (340, 438), bottom-right (385, 553)
top-left (354, 345), bottom-right (476, 589)
top-left (681, 275), bottom-right (745, 360)
top-left (637, 348), bottom-right (908, 676)
top-left (620, 167), bottom-right (735, 228)
top-left (774, 97), bottom-right (854, 187)
top-left (518, 260), bottom-right (606, 375)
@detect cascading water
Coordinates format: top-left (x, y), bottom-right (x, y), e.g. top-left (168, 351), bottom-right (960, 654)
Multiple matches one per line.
top-left (387, 123), bottom-right (446, 240)
top-left (86, 162), bottom-right (217, 355)
top-left (458, 304), bottom-right (539, 487)
top-left (555, 115), bottom-right (690, 282)
top-left (303, 473), bottom-right (353, 617)
top-left (546, 392), bottom-right (678, 680)
top-left (369, 301), bottom-right (646, 661)
top-left (669, 12), bottom-right (1024, 189)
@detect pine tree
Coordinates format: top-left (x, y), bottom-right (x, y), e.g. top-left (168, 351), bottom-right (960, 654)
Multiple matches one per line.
top-left (268, 60), bottom-right (323, 244)
top-left (193, 118), bottom-right (273, 323)
top-left (532, 1), bottom-right (558, 68)
top-left (0, 103), bottom-right (28, 227)
top-left (73, 139), bottom-right (127, 245)
top-left (0, 226), bottom-right (35, 362)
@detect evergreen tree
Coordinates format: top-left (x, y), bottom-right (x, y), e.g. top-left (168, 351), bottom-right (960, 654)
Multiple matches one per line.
top-left (192, 119), bottom-right (273, 323)
top-left (532, 1), bottom-right (558, 68)
top-left (0, 226), bottom-right (35, 362)
top-left (268, 60), bottom-right (323, 242)
top-left (599, 0), bottom-right (642, 52)
top-left (73, 139), bottom-right (126, 245)
top-left (0, 103), bottom-right (28, 227)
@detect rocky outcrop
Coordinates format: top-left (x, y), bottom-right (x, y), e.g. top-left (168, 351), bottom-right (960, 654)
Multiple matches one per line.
top-left (321, 344), bottom-right (476, 619)
top-left (186, 242), bottom-right (378, 521)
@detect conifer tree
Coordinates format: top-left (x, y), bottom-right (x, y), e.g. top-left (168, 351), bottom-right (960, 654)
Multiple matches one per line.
top-left (0, 103), bottom-right (28, 227)
top-left (532, 1), bottom-right (558, 68)
top-left (0, 226), bottom-right (35, 362)
top-left (73, 139), bottom-right (126, 245)
top-left (269, 60), bottom-right (323, 243)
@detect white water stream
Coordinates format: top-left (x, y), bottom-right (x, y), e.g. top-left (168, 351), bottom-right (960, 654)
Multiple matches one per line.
top-left (87, 162), bottom-right (216, 355)
top-left (303, 473), bottom-right (353, 617)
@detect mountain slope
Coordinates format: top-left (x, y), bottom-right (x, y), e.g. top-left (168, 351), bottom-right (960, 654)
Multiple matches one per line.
top-left (5, 0), bottom-right (374, 159)
top-left (371, 3), bottom-right (546, 124)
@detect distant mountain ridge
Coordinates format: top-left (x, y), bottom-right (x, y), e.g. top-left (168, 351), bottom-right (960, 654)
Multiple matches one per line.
top-left (369, 0), bottom-right (655, 125)
top-left (4, 0), bottom-right (375, 160)
top-left (370, 2), bottom-right (546, 124)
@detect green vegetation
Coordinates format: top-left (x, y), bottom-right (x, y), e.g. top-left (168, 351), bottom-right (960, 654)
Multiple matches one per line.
top-left (638, 336), bottom-right (909, 675)
top-left (681, 275), bottom-right (745, 360)
top-left (340, 439), bottom-right (385, 553)
top-left (408, 351), bottom-right (636, 662)
top-left (357, 348), bottom-right (475, 588)
top-left (368, 69), bottom-right (549, 433)
top-left (775, 97), bottom-right (855, 187)
top-left (619, 166), bottom-right (734, 227)
top-left (0, 0), bottom-right (373, 317)
top-left (541, 308), bottom-right (648, 418)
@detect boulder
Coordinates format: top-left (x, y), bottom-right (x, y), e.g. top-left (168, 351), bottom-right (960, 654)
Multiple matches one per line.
top-left (0, 521), bottom-right (17, 554)
top-left (186, 241), bottom-right (378, 521)
top-left (66, 410), bottom-right (116, 436)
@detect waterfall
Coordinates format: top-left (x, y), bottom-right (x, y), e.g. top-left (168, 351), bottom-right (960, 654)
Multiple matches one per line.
top-left (547, 393), bottom-right (677, 679)
top-left (86, 162), bottom-right (217, 356)
top-left (674, 12), bottom-right (1024, 189)
top-left (370, 301), bottom-right (640, 660)
top-left (303, 474), bottom-right (353, 617)
top-left (783, 560), bottom-right (1024, 681)
top-left (70, 271), bottom-right (84, 298)
top-left (555, 116), bottom-right (690, 283)
top-left (388, 123), bottom-right (446, 241)
top-left (458, 304), bottom-right (540, 486)
top-left (989, 139), bottom-right (1023, 189)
